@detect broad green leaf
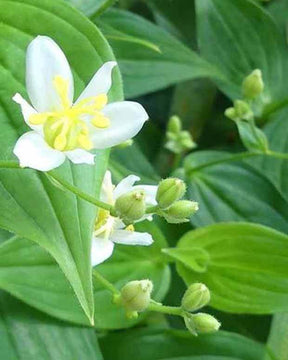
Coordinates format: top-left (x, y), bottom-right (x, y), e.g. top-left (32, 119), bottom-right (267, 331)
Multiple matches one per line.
top-left (196, 0), bottom-right (288, 100)
top-left (0, 220), bottom-right (170, 328)
top-left (0, 291), bottom-right (103, 360)
top-left (99, 327), bottom-right (265, 360)
top-left (95, 9), bottom-right (223, 98)
top-left (64, 0), bottom-right (108, 16)
top-left (184, 151), bottom-right (288, 233)
top-left (176, 222), bottom-right (288, 314)
top-left (265, 313), bottom-right (288, 360)
top-left (0, 0), bottom-right (122, 323)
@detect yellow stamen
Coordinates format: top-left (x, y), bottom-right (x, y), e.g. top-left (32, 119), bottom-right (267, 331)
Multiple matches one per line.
top-left (53, 75), bottom-right (71, 109)
top-left (91, 113), bottom-right (110, 128)
top-left (126, 224), bottom-right (135, 232)
top-left (29, 113), bottom-right (51, 125)
top-left (30, 75), bottom-right (111, 152)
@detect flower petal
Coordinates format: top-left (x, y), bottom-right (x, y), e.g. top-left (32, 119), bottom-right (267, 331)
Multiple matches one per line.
top-left (100, 170), bottom-right (114, 204)
top-left (13, 131), bottom-right (65, 171)
top-left (133, 185), bottom-right (158, 206)
top-left (91, 236), bottom-right (114, 266)
top-left (110, 230), bottom-right (153, 246)
top-left (75, 61), bottom-right (117, 103)
top-left (12, 93), bottom-right (43, 134)
top-left (26, 36), bottom-right (74, 112)
top-left (65, 149), bottom-right (95, 165)
top-left (113, 174), bottom-right (140, 199)
top-left (90, 101), bottom-right (149, 149)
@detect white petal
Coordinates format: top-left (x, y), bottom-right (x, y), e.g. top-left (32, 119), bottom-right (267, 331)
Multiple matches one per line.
top-left (12, 93), bottom-right (44, 135)
top-left (113, 174), bottom-right (140, 199)
top-left (76, 61), bottom-right (117, 103)
top-left (133, 185), bottom-right (158, 206)
top-left (100, 170), bottom-right (115, 204)
top-left (110, 230), bottom-right (153, 246)
top-left (91, 236), bottom-right (114, 266)
top-left (65, 149), bottom-right (95, 165)
top-left (13, 131), bottom-right (65, 171)
top-left (26, 36), bottom-right (74, 112)
top-left (91, 101), bottom-right (149, 149)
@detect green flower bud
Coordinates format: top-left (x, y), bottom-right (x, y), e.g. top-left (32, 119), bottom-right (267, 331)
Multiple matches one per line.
top-left (156, 178), bottom-right (186, 209)
top-left (168, 115), bottom-right (182, 134)
top-left (242, 69), bottom-right (264, 99)
top-left (185, 313), bottom-right (221, 335)
top-left (115, 190), bottom-right (146, 223)
top-left (179, 131), bottom-right (197, 150)
top-left (181, 283), bottom-right (210, 312)
top-left (234, 100), bottom-right (253, 121)
top-left (224, 107), bottom-right (237, 121)
top-left (120, 280), bottom-right (153, 313)
top-left (166, 200), bottom-right (199, 219)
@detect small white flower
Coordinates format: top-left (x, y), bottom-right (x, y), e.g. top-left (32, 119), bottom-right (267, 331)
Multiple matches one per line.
top-left (13, 36), bottom-right (148, 171)
top-left (91, 171), bottom-right (157, 266)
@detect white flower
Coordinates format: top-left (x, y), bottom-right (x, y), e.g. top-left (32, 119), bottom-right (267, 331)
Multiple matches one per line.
top-left (13, 36), bottom-right (148, 171)
top-left (91, 171), bottom-right (157, 266)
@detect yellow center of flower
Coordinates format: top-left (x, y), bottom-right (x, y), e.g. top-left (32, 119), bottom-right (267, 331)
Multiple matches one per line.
top-left (28, 75), bottom-right (110, 151)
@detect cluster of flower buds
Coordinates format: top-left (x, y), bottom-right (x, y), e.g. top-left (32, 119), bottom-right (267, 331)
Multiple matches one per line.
top-left (224, 69), bottom-right (269, 153)
top-left (165, 115), bottom-right (197, 155)
top-left (114, 279), bottom-right (153, 319)
top-left (113, 177), bottom-right (198, 226)
top-left (156, 178), bottom-right (199, 223)
top-left (181, 283), bottom-right (220, 336)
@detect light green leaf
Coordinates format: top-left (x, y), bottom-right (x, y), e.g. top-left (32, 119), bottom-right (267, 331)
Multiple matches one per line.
top-left (99, 327), bottom-right (265, 360)
top-left (184, 151), bottom-right (288, 233)
top-left (0, 291), bottom-right (103, 360)
top-left (196, 0), bottom-right (288, 100)
top-left (95, 9), bottom-right (223, 98)
top-left (176, 222), bottom-right (288, 314)
top-left (0, 0), bottom-right (122, 323)
top-left (265, 313), bottom-right (288, 360)
top-left (0, 220), bottom-right (170, 328)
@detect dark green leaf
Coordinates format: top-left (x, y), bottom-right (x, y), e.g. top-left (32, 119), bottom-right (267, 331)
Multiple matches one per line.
top-left (0, 291), bottom-right (102, 360)
top-left (95, 8), bottom-right (223, 98)
top-left (64, 0), bottom-right (108, 16)
top-left (184, 151), bottom-right (288, 233)
top-left (176, 222), bottom-right (288, 314)
top-left (99, 327), bottom-right (265, 360)
top-left (0, 0), bottom-right (122, 322)
top-left (196, 0), bottom-right (288, 100)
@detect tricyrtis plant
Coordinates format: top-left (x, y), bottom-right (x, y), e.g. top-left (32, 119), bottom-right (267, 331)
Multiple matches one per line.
top-left (2, 0), bottom-right (288, 359)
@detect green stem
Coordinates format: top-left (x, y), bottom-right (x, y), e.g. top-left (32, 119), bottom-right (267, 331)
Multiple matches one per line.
top-left (92, 269), bottom-right (119, 295)
top-left (187, 150), bottom-right (288, 175)
top-left (147, 302), bottom-right (184, 317)
top-left (47, 171), bottom-right (116, 215)
top-left (171, 153), bottom-right (183, 172)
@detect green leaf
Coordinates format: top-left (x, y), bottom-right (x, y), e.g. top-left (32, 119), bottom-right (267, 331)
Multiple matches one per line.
top-left (196, 0), bottom-right (288, 100)
top-left (236, 120), bottom-right (269, 153)
top-left (184, 151), bottom-right (288, 233)
top-left (0, 0), bottom-right (122, 323)
top-left (99, 327), bottom-right (265, 360)
top-left (0, 221), bottom-right (170, 328)
top-left (265, 313), bottom-right (288, 360)
top-left (95, 9), bottom-right (223, 98)
top-left (0, 291), bottom-right (103, 360)
top-left (176, 222), bottom-right (288, 314)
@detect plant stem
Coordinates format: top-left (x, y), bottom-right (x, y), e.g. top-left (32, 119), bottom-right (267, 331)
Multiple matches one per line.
top-left (47, 171), bottom-right (116, 215)
top-left (171, 153), bottom-right (182, 172)
top-left (92, 269), bottom-right (120, 295)
top-left (147, 302), bottom-right (184, 317)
